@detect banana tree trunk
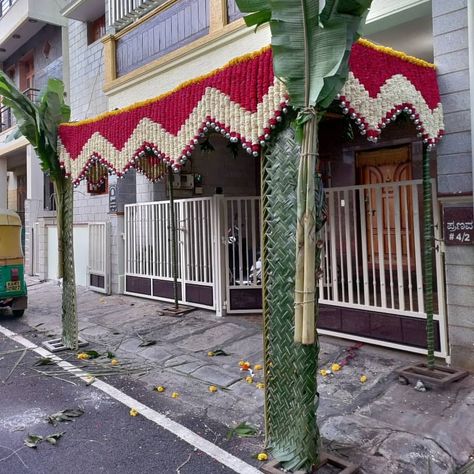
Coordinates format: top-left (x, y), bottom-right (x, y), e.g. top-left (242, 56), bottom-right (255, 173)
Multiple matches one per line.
top-left (53, 177), bottom-right (78, 350)
top-left (262, 125), bottom-right (320, 472)
top-left (422, 144), bottom-right (435, 369)
top-left (295, 113), bottom-right (318, 344)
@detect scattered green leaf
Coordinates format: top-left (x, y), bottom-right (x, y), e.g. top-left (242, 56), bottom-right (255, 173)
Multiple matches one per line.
top-left (83, 350), bottom-right (100, 359)
top-left (35, 357), bottom-right (54, 366)
top-left (106, 351), bottom-right (115, 359)
top-left (24, 434), bottom-right (43, 448)
top-left (209, 349), bottom-right (230, 357)
top-left (25, 432), bottom-right (65, 448)
top-left (226, 422), bottom-right (258, 440)
top-left (138, 340), bottom-right (156, 348)
top-left (47, 409), bottom-right (84, 426)
top-left (44, 432), bottom-right (65, 445)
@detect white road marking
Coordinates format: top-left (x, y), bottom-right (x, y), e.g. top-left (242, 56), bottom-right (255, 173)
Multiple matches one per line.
top-left (0, 324), bottom-right (261, 474)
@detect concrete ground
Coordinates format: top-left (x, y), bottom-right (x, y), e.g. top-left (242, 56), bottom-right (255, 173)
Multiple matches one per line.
top-left (3, 278), bottom-right (473, 473)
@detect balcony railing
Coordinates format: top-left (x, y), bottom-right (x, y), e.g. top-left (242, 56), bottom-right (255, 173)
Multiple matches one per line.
top-left (115, 0), bottom-right (209, 76)
top-left (0, 0), bottom-right (18, 18)
top-left (0, 87), bottom-right (39, 133)
top-left (108, 0), bottom-right (163, 29)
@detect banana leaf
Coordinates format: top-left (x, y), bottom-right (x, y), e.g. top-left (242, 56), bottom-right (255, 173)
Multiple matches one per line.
top-left (236, 0), bottom-right (372, 109)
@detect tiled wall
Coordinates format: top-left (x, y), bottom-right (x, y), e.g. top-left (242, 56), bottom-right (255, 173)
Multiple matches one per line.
top-left (67, 19), bottom-right (107, 120)
top-left (432, 0), bottom-right (474, 369)
top-left (3, 24), bottom-right (63, 91)
top-left (433, 0), bottom-right (472, 196)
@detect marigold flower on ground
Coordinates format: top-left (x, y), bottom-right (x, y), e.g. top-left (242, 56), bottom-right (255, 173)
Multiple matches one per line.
top-left (320, 369), bottom-right (329, 376)
top-left (360, 375), bottom-right (368, 383)
top-left (254, 364), bottom-right (263, 371)
top-left (208, 351), bottom-right (215, 357)
top-left (155, 386), bottom-right (165, 392)
top-left (257, 452), bottom-right (268, 461)
top-left (111, 359), bottom-right (119, 366)
top-left (77, 353), bottom-right (90, 360)
top-left (331, 363), bottom-right (341, 372)
top-left (129, 408), bottom-right (138, 416)
top-left (256, 382), bottom-right (265, 389)
top-left (245, 376), bottom-right (253, 384)
top-left (208, 385), bottom-right (218, 393)
top-left (171, 392), bottom-right (179, 398)
top-left (239, 361), bottom-right (251, 370)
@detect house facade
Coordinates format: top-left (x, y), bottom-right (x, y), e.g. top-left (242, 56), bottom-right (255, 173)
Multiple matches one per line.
top-left (0, 0), bottom-right (69, 278)
top-left (18, 0), bottom-right (474, 369)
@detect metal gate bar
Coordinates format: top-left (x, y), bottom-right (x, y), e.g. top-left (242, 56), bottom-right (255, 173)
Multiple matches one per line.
top-left (225, 196), bottom-right (262, 313)
top-left (124, 197), bottom-right (216, 309)
top-left (88, 222), bottom-right (110, 294)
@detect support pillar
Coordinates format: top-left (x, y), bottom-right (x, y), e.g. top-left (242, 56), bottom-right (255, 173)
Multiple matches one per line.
top-left (25, 145), bottom-right (44, 274)
top-left (0, 159), bottom-right (7, 208)
top-left (262, 126), bottom-right (319, 472)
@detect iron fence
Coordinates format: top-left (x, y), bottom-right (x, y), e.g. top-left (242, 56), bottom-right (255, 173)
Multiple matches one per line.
top-left (0, 87), bottom-right (39, 132)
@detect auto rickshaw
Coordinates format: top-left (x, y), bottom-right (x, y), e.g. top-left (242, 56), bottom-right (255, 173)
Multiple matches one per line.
top-left (0, 208), bottom-right (27, 317)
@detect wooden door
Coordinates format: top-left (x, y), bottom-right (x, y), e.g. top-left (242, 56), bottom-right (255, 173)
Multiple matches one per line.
top-left (357, 146), bottom-right (414, 269)
top-left (20, 54), bottom-right (34, 92)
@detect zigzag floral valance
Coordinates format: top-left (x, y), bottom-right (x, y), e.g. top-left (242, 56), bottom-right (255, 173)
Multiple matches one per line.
top-left (58, 39), bottom-right (444, 185)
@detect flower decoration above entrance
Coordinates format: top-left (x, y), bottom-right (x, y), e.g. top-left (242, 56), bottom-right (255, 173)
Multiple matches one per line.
top-left (58, 40), bottom-right (444, 186)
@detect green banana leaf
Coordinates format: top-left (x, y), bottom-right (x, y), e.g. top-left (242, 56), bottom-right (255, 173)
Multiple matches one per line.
top-left (236, 0), bottom-right (372, 109)
top-left (0, 73), bottom-right (70, 180)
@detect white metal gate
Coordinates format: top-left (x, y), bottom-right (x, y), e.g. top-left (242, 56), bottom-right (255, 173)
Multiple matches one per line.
top-left (122, 182), bottom-right (447, 357)
top-left (224, 197), bottom-right (262, 313)
top-left (88, 222), bottom-right (111, 294)
top-left (124, 197), bottom-right (218, 309)
top-left (318, 179), bottom-right (448, 357)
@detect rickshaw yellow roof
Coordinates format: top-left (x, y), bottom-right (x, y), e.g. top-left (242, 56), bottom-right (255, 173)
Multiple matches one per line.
top-left (0, 209), bottom-right (22, 226)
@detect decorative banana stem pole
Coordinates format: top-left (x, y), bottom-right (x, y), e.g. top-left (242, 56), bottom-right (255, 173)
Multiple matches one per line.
top-left (423, 144), bottom-right (435, 369)
top-left (53, 176), bottom-right (78, 350)
top-left (168, 168), bottom-right (179, 309)
top-left (263, 125), bottom-right (320, 472)
top-left (295, 112), bottom-right (318, 344)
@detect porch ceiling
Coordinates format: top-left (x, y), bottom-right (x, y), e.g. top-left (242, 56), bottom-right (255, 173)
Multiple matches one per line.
top-left (58, 39), bottom-right (445, 187)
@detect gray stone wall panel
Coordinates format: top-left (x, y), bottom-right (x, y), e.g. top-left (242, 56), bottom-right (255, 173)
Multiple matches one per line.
top-left (437, 173), bottom-right (473, 195)
top-left (433, 8), bottom-right (468, 36)
top-left (440, 90), bottom-right (471, 114)
top-left (432, 29), bottom-right (468, 56)
top-left (432, 0), bottom-right (467, 17)
top-left (437, 69), bottom-right (470, 94)
top-left (437, 153), bottom-right (473, 175)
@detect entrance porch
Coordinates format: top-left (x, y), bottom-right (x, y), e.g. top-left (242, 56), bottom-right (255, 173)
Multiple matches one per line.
top-left (122, 173), bottom-right (447, 358)
top-left (57, 41), bottom-right (446, 358)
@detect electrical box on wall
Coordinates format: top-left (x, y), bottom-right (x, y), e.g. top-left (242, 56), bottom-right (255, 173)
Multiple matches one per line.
top-left (172, 173), bottom-right (194, 190)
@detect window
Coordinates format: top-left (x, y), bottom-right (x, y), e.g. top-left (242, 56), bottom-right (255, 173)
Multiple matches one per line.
top-left (88, 15), bottom-right (106, 45)
top-left (87, 174), bottom-right (108, 195)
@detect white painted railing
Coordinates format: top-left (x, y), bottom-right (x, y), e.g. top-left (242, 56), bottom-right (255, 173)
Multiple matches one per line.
top-left (319, 179), bottom-right (444, 320)
top-left (108, 0), bottom-right (161, 28)
top-left (125, 197), bottom-right (218, 308)
top-left (224, 196), bottom-right (262, 313)
top-left (225, 197), bottom-right (261, 286)
top-left (125, 197), bottom-right (215, 283)
top-left (88, 222), bottom-right (110, 293)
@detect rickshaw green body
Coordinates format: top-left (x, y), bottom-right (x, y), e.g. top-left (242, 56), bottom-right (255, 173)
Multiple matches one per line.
top-left (0, 209), bottom-right (27, 316)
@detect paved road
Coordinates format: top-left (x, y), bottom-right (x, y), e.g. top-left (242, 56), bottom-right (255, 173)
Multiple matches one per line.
top-left (0, 315), bottom-right (261, 474)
